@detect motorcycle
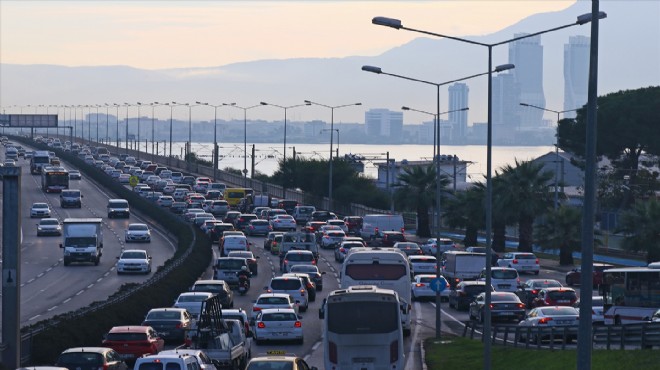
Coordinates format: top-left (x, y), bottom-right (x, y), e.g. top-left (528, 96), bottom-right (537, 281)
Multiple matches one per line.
top-left (237, 274), bottom-right (250, 296)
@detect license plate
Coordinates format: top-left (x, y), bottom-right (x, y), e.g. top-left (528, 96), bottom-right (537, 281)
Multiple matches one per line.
top-left (522, 266), bottom-right (531, 269)
top-left (498, 285), bottom-right (510, 289)
top-left (119, 354), bottom-right (133, 360)
top-left (556, 321), bottom-right (571, 325)
top-left (353, 358), bottom-right (374, 363)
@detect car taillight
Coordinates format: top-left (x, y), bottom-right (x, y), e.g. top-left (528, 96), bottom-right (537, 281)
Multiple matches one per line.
top-left (175, 323), bottom-right (183, 329)
top-left (312, 260), bottom-right (316, 265)
top-left (329, 341), bottom-right (338, 364)
top-left (518, 303), bottom-right (526, 309)
top-left (300, 289), bottom-right (306, 296)
top-left (253, 307), bottom-right (261, 311)
top-left (489, 304), bottom-right (494, 309)
top-left (538, 317), bottom-right (553, 324)
top-left (401, 227), bottom-right (405, 233)
top-left (339, 248), bottom-right (345, 253)
top-left (531, 289), bottom-right (538, 295)
top-left (257, 322), bottom-right (265, 328)
top-left (101, 364), bottom-right (109, 370)
top-left (535, 258), bottom-right (539, 264)
top-left (415, 283), bottom-right (425, 287)
top-left (390, 340), bottom-right (399, 363)
top-left (513, 259), bottom-right (519, 264)
top-left (375, 227), bottom-right (379, 234)
top-left (284, 260), bottom-right (289, 264)
top-left (294, 321), bottom-right (302, 328)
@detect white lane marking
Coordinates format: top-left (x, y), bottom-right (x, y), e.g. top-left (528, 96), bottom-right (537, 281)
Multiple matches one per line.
top-left (76, 290), bottom-right (84, 296)
top-left (29, 315), bottom-right (41, 321)
top-left (63, 298), bottom-right (71, 304)
top-left (312, 341), bottom-right (321, 350)
top-left (87, 284), bottom-right (94, 289)
top-left (46, 267), bottom-right (52, 272)
top-left (97, 278), bottom-right (103, 282)
top-left (48, 306), bottom-right (58, 311)
top-left (27, 278), bottom-right (35, 283)
top-left (405, 302), bottom-right (422, 370)
top-left (303, 355), bottom-right (310, 362)
top-left (430, 302), bottom-right (464, 325)
top-left (37, 272), bottom-right (44, 278)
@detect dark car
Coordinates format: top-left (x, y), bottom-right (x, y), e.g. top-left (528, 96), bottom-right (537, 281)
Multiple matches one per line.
top-left (310, 210), bottom-right (337, 222)
top-left (209, 222), bottom-right (236, 243)
top-left (141, 308), bottom-right (193, 343)
top-left (56, 347), bottom-right (128, 370)
top-left (378, 231), bottom-right (406, 248)
top-left (277, 199), bottom-right (299, 215)
top-left (565, 263), bottom-right (614, 287)
top-left (393, 242), bottom-right (423, 256)
top-left (468, 292), bottom-right (526, 323)
top-left (304, 221), bottom-right (327, 233)
top-left (532, 287), bottom-right (578, 308)
top-left (515, 279), bottom-right (563, 307)
top-left (235, 213), bottom-right (258, 231)
top-left (223, 211), bottom-right (241, 225)
top-left (343, 216), bottom-right (363, 235)
top-left (448, 281), bottom-right (495, 311)
top-left (246, 219), bottom-right (272, 236)
top-left (264, 231), bottom-right (285, 251)
top-left (289, 264), bottom-right (326, 291)
top-left (181, 176), bottom-right (196, 185)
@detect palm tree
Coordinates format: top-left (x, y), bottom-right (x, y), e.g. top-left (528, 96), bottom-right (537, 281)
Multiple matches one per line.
top-left (617, 199), bottom-right (660, 263)
top-left (491, 176), bottom-right (517, 253)
top-left (535, 206), bottom-right (582, 266)
top-left (393, 164), bottom-right (450, 237)
top-left (497, 160), bottom-right (554, 252)
top-left (443, 184), bottom-right (484, 247)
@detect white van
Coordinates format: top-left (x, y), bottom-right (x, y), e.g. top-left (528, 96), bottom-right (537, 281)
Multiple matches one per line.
top-left (478, 267), bottom-right (520, 292)
top-left (359, 214), bottom-right (404, 240)
top-left (292, 205), bottom-right (316, 224)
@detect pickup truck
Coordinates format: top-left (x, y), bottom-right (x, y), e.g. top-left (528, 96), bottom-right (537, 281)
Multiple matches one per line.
top-left (195, 331), bottom-right (244, 370)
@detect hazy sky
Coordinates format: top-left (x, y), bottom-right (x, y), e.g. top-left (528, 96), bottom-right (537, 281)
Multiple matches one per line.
top-left (1, 1), bottom-right (576, 69)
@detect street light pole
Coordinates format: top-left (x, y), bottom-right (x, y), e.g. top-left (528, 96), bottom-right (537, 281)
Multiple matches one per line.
top-left (196, 102), bottom-right (229, 182)
top-left (124, 103), bottom-right (132, 154)
top-left (136, 102), bottom-right (143, 156)
top-left (372, 12), bottom-right (605, 368)
top-left (226, 103), bottom-right (262, 187)
top-left (114, 103), bottom-right (120, 148)
top-left (304, 100), bottom-right (361, 209)
top-left (260, 101), bottom-right (311, 197)
top-left (150, 102), bottom-right (163, 156)
top-left (519, 103), bottom-right (579, 209)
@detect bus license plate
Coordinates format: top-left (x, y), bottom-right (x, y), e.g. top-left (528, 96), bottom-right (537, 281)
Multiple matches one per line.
top-left (353, 358), bottom-right (374, 363)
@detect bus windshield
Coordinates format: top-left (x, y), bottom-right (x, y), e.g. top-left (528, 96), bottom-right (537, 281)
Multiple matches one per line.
top-left (328, 301), bottom-right (398, 334)
top-left (345, 264), bottom-right (407, 280)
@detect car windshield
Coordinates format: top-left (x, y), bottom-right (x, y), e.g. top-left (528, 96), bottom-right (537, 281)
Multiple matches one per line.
top-left (121, 251), bottom-right (147, 259)
top-left (178, 295), bottom-right (208, 302)
top-left (290, 265), bottom-right (317, 273)
top-left (531, 280), bottom-right (562, 288)
top-left (258, 297), bottom-right (289, 305)
top-left (262, 312), bottom-right (297, 321)
top-left (33, 203), bottom-right (48, 209)
top-left (129, 225), bottom-right (148, 231)
top-left (547, 291), bottom-right (577, 300)
top-left (492, 270), bottom-right (518, 279)
top-left (270, 279), bottom-right (301, 290)
top-left (57, 352), bottom-right (103, 366)
top-left (216, 259), bottom-right (245, 270)
top-left (41, 219), bottom-right (59, 225)
top-left (516, 254), bottom-right (536, 259)
top-left (286, 253), bottom-right (313, 262)
top-left (463, 285), bottom-right (491, 295)
top-left (539, 307), bottom-right (578, 316)
top-left (146, 311), bottom-right (182, 320)
top-left (193, 283), bottom-right (226, 294)
top-left (106, 332), bottom-right (148, 341)
top-left (109, 201), bottom-right (128, 208)
top-left (247, 362), bottom-right (294, 370)
top-left (491, 294), bottom-right (519, 302)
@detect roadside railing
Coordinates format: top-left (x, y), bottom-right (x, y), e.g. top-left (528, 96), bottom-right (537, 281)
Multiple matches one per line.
top-left (462, 321), bottom-right (660, 350)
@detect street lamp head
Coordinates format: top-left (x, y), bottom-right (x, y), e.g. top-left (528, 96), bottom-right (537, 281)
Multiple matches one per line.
top-left (361, 65), bottom-right (383, 74)
top-left (520, 103), bottom-right (530, 107)
top-left (460, 107), bottom-right (469, 111)
top-left (494, 63), bottom-right (515, 72)
top-left (260, 102), bottom-right (268, 106)
top-left (401, 106), bottom-right (410, 111)
top-left (304, 100), bottom-right (312, 104)
top-left (576, 11), bottom-right (607, 25)
top-left (372, 16), bottom-right (402, 29)
top-left (355, 103), bottom-right (362, 106)
top-left (223, 102), bottom-right (236, 106)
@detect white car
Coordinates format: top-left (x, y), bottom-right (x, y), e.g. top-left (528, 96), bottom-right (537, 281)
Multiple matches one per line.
top-left (146, 175), bottom-right (161, 187)
top-left (156, 195), bottom-right (174, 207)
top-left (269, 214), bottom-right (297, 231)
top-left (30, 202), bottom-right (51, 218)
top-left (36, 218), bottom-right (62, 236)
top-left (408, 255), bottom-right (438, 275)
top-left (251, 293), bottom-right (299, 319)
top-left (518, 306), bottom-right (580, 343)
top-left (411, 274), bottom-right (449, 301)
top-left (116, 249), bottom-right (152, 274)
top-left (326, 219), bottom-right (348, 233)
top-left (118, 173), bottom-right (131, 184)
top-left (319, 230), bottom-right (346, 249)
top-left (125, 223), bottom-right (152, 243)
top-left (252, 308), bottom-right (303, 345)
top-left (497, 252), bottom-right (540, 275)
top-left (173, 292), bottom-right (214, 319)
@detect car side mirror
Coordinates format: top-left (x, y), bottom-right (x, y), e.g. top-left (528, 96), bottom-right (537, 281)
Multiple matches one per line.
top-left (249, 318), bottom-right (255, 326)
top-left (59, 243), bottom-right (63, 249)
top-left (321, 271), bottom-right (327, 275)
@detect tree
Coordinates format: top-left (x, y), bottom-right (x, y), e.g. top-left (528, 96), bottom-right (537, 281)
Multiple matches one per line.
top-left (443, 184), bottom-right (484, 247)
top-left (496, 160), bottom-right (554, 252)
top-left (617, 199), bottom-right (660, 263)
top-left (558, 86), bottom-right (660, 204)
top-left (393, 165), bottom-right (450, 237)
top-left (535, 206), bottom-right (582, 266)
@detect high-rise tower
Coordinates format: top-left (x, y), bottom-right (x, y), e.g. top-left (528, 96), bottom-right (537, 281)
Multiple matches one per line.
top-left (509, 33), bottom-right (545, 128)
top-left (448, 83), bottom-right (469, 143)
top-left (564, 35), bottom-right (590, 118)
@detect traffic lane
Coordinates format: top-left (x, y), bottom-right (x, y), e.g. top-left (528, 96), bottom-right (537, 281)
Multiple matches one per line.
top-left (218, 234), bottom-right (340, 358)
top-left (9, 158), bottom-right (177, 326)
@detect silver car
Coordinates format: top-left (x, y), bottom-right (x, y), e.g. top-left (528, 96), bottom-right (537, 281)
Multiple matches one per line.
top-left (37, 218), bottom-right (62, 236)
top-left (116, 249), bottom-right (152, 274)
top-left (125, 223), bottom-right (151, 243)
top-left (252, 308), bottom-right (303, 345)
top-left (518, 306), bottom-right (579, 343)
top-left (30, 202), bottom-right (51, 218)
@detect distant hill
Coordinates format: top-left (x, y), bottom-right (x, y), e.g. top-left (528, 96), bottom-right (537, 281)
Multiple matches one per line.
top-left (1, 1), bottom-right (658, 124)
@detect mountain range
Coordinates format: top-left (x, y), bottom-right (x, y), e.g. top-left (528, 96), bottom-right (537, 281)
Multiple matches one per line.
top-left (1, 1), bottom-right (658, 125)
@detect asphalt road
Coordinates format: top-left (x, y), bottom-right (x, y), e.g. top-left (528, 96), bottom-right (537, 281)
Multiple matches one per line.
top-left (0, 150), bottom-right (177, 329)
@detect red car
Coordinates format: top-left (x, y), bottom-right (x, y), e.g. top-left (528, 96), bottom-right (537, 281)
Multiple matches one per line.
top-left (565, 263), bottom-right (614, 287)
top-left (101, 325), bottom-right (164, 362)
top-left (532, 287), bottom-right (578, 308)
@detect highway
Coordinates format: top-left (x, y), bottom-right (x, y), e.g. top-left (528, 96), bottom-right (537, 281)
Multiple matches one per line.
top-left (0, 149), bottom-right (177, 329)
top-left (1, 141), bottom-right (592, 369)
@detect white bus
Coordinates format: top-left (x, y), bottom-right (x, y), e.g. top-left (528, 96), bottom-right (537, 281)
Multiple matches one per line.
top-left (600, 264), bottom-right (660, 325)
top-left (319, 285), bottom-right (405, 370)
top-left (340, 247), bottom-right (412, 334)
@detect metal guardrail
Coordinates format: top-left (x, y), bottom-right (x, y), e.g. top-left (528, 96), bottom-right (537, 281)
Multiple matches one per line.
top-left (462, 321), bottom-right (660, 350)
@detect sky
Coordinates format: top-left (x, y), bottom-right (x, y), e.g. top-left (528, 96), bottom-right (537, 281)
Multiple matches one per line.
top-left (0, 0), bottom-right (576, 70)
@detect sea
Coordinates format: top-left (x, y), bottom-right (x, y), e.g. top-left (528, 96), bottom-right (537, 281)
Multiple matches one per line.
top-left (148, 142), bottom-right (555, 182)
